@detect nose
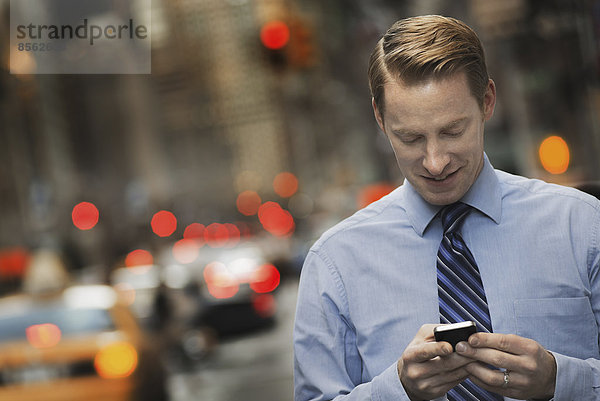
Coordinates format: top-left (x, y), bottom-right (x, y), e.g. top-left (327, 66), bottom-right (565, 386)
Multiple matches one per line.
top-left (422, 140), bottom-right (450, 176)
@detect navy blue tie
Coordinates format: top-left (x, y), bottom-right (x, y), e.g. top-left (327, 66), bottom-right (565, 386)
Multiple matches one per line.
top-left (437, 203), bottom-right (502, 401)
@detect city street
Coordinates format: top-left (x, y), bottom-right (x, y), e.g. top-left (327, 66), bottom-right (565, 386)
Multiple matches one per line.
top-left (168, 278), bottom-right (299, 401)
top-left (2, 2), bottom-right (599, 401)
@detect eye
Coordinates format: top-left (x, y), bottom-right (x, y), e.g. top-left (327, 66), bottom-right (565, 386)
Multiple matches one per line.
top-left (443, 130), bottom-right (463, 138)
top-left (398, 135), bottom-right (423, 144)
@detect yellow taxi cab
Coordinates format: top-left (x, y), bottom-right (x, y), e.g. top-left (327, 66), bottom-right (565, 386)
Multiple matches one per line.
top-left (0, 284), bottom-right (168, 401)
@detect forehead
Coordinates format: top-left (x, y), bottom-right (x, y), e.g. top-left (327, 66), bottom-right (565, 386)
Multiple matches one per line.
top-left (382, 73), bottom-right (480, 131)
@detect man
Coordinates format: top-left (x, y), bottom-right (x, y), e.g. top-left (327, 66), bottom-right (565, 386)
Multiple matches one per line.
top-left (294, 15), bottom-right (600, 401)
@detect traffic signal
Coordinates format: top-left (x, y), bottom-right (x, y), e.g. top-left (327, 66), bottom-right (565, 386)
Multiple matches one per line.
top-left (259, 17), bottom-right (316, 71)
top-left (260, 20), bottom-right (290, 50)
top-left (260, 20), bottom-right (290, 69)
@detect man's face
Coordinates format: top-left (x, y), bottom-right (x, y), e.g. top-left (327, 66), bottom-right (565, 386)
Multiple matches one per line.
top-left (373, 72), bottom-right (496, 206)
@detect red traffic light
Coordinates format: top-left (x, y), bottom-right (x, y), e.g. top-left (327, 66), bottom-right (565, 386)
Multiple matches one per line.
top-left (260, 21), bottom-right (290, 50)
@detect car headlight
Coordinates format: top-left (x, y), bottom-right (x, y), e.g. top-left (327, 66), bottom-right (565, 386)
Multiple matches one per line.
top-left (94, 341), bottom-right (138, 379)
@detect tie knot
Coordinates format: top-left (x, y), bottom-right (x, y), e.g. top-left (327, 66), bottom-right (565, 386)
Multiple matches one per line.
top-left (440, 202), bottom-right (472, 234)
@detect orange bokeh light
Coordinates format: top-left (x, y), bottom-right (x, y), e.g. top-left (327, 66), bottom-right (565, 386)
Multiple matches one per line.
top-left (94, 342), bottom-right (138, 379)
top-left (273, 172), bottom-right (298, 198)
top-left (357, 183), bottom-right (396, 209)
top-left (125, 249), bottom-right (153, 267)
top-left (260, 20), bottom-right (290, 50)
top-left (151, 210), bottom-right (177, 237)
top-left (72, 202), bottom-right (99, 230)
top-left (539, 135), bottom-right (570, 174)
top-left (258, 202), bottom-right (295, 237)
top-left (236, 190), bottom-right (262, 216)
top-left (26, 323), bottom-right (62, 349)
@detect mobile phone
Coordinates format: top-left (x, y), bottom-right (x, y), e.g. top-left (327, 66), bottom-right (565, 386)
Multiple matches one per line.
top-left (433, 321), bottom-right (477, 351)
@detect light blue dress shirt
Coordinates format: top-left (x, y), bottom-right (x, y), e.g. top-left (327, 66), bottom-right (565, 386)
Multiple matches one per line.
top-left (294, 156), bottom-right (600, 401)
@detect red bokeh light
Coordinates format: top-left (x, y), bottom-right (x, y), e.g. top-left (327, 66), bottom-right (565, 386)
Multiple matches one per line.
top-left (151, 210), bottom-right (177, 237)
top-left (250, 264), bottom-right (280, 294)
top-left (258, 202), bottom-right (295, 237)
top-left (26, 323), bottom-right (62, 349)
top-left (252, 293), bottom-right (276, 317)
top-left (224, 223), bottom-right (241, 247)
top-left (236, 221), bottom-right (252, 238)
top-left (273, 172), bottom-right (298, 198)
top-left (184, 223), bottom-right (205, 246)
top-left (204, 223), bottom-right (230, 248)
top-left (260, 20), bottom-right (290, 50)
top-left (236, 190), bottom-right (262, 216)
top-left (72, 202), bottom-right (99, 230)
top-left (125, 249), bottom-right (154, 267)
top-left (203, 262), bottom-right (239, 299)
top-left (0, 247), bottom-right (30, 278)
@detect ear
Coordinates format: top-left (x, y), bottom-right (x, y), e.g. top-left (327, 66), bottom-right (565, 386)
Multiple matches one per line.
top-left (482, 79), bottom-right (496, 122)
top-left (372, 97), bottom-right (385, 132)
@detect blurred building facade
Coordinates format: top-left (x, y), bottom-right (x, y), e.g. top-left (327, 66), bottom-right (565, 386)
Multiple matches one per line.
top-left (0, 0), bottom-right (599, 277)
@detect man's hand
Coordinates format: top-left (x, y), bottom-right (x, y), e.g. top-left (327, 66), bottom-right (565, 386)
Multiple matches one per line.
top-left (455, 333), bottom-right (556, 400)
top-left (398, 324), bottom-right (474, 401)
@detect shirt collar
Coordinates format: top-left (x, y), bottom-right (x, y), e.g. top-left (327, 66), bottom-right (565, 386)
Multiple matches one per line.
top-left (402, 153), bottom-right (502, 236)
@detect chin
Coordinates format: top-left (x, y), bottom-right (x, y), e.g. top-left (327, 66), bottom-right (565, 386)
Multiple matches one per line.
top-left (422, 192), bottom-right (461, 206)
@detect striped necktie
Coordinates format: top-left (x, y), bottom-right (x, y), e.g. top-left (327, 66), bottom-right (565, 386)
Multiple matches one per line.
top-left (437, 202), bottom-right (502, 401)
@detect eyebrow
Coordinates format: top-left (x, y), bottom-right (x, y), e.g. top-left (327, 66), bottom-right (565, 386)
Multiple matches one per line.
top-left (391, 117), bottom-right (469, 136)
top-left (440, 117), bottom-right (468, 131)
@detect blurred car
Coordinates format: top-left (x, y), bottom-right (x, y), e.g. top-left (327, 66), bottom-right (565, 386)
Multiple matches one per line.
top-left (159, 240), bottom-right (282, 338)
top-left (194, 242), bottom-right (281, 336)
top-left (0, 285), bottom-right (168, 401)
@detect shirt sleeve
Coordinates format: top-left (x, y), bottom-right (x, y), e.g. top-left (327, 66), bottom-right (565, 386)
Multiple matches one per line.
top-left (549, 352), bottom-right (598, 400)
top-left (551, 206), bottom-right (600, 400)
top-left (293, 249), bottom-right (415, 401)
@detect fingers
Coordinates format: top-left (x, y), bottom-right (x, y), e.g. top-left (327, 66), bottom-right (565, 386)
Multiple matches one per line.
top-left (399, 324), bottom-right (477, 400)
top-left (403, 350), bottom-right (474, 378)
top-left (402, 341), bottom-right (474, 383)
top-left (400, 353), bottom-right (473, 400)
top-left (408, 372), bottom-right (469, 397)
top-left (403, 358), bottom-right (471, 384)
top-left (415, 323), bottom-right (443, 343)
top-left (467, 332), bottom-right (537, 355)
top-left (465, 361), bottom-right (555, 400)
top-left (465, 362), bottom-right (521, 388)
top-left (456, 333), bottom-right (546, 372)
top-left (455, 333), bottom-right (557, 400)
top-left (455, 340), bottom-right (522, 371)
top-left (407, 324), bottom-right (453, 362)
top-left (406, 340), bottom-right (451, 362)
top-left (465, 363), bottom-right (529, 399)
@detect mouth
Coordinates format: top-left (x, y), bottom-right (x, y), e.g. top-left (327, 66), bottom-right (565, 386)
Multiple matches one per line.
top-left (423, 169), bottom-right (459, 184)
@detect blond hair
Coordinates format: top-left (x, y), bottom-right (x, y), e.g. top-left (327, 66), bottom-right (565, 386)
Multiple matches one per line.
top-left (368, 15), bottom-right (489, 116)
